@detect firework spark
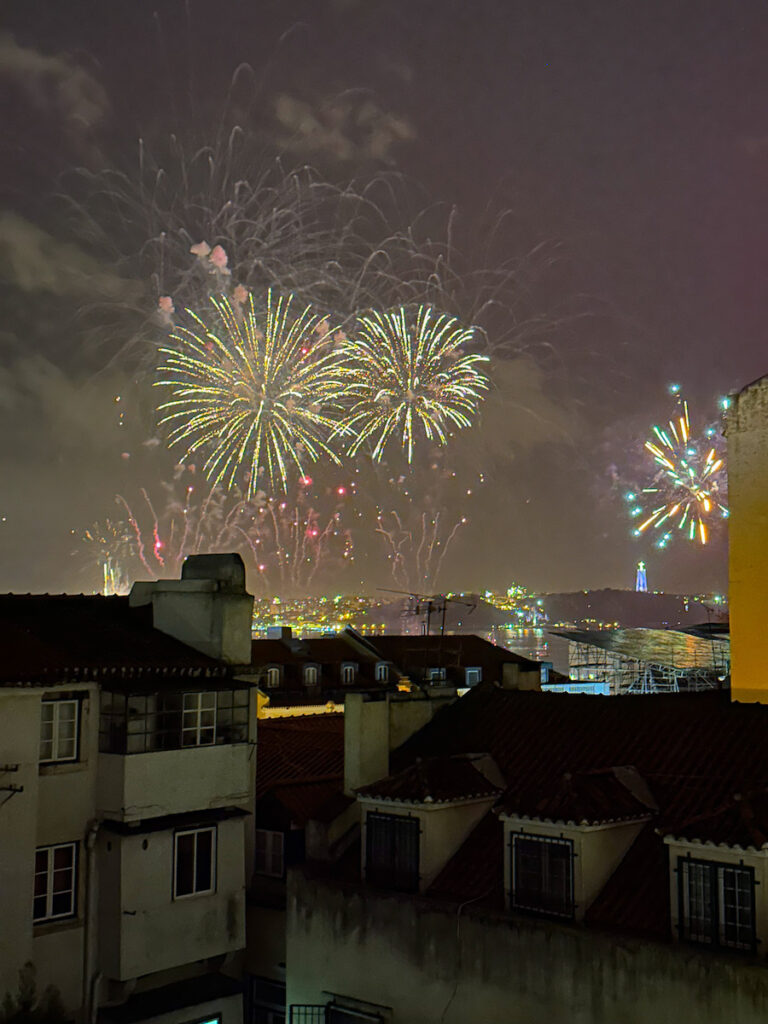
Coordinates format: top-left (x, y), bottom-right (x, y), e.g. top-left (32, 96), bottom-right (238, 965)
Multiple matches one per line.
top-left (155, 290), bottom-right (346, 496)
top-left (338, 305), bottom-right (490, 463)
top-left (627, 390), bottom-right (728, 547)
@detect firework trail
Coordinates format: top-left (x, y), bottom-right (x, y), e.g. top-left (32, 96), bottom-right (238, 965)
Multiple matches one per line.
top-left (155, 289), bottom-right (347, 496)
top-left (625, 387), bottom-right (728, 547)
top-left (81, 520), bottom-right (133, 595)
top-left (338, 305), bottom-right (489, 464)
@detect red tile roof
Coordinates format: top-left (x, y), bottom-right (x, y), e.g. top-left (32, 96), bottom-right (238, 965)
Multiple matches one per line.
top-left (427, 811), bottom-right (505, 908)
top-left (585, 823), bottom-right (671, 939)
top-left (268, 779), bottom-right (354, 827)
top-left (500, 767), bottom-right (653, 825)
top-left (394, 686), bottom-right (768, 828)
top-left (357, 755), bottom-right (501, 804)
top-left (662, 789), bottom-right (768, 850)
top-left (0, 594), bottom-right (228, 685)
top-left (256, 714), bottom-right (344, 797)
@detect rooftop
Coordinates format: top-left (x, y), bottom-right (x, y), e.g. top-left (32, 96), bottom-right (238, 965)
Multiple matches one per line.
top-left (0, 593), bottom-right (229, 686)
top-left (549, 626), bottom-right (729, 670)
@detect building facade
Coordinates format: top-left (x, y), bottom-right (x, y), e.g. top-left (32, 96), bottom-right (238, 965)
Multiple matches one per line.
top-left (0, 555), bottom-right (257, 1024)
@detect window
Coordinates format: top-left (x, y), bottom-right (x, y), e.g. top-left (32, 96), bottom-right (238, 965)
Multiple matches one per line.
top-left (249, 976), bottom-right (286, 1024)
top-left (426, 667), bottom-right (446, 682)
top-left (255, 829), bottom-right (284, 877)
top-left (266, 667), bottom-right (281, 689)
top-left (464, 666), bottom-right (482, 686)
top-left (679, 857), bottom-right (756, 952)
top-left (511, 833), bottom-right (574, 918)
top-left (288, 1005), bottom-right (381, 1023)
top-left (99, 689), bottom-right (249, 754)
top-left (375, 662), bottom-right (389, 683)
top-left (174, 827), bottom-right (216, 898)
top-left (40, 700), bottom-right (79, 763)
top-left (182, 691), bottom-right (216, 746)
top-left (340, 663), bottom-right (357, 685)
top-left (34, 843), bottom-right (77, 922)
top-left (303, 665), bottom-right (319, 686)
top-left (366, 811), bottom-right (420, 892)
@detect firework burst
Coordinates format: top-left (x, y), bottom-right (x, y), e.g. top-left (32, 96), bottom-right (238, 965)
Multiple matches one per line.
top-left (155, 290), bottom-right (346, 496)
top-left (626, 389), bottom-right (728, 547)
top-left (338, 305), bottom-right (490, 463)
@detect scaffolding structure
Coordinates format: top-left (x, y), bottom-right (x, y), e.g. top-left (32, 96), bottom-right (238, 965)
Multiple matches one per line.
top-left (550, 627), bottom-right (730, 695)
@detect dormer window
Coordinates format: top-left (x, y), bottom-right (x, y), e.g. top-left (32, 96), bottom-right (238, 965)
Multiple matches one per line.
top-left (303, 664), bottom-right (319, 686)
top-left (375, 662), bottom-right (390, 683)
top-left (511, 833), bottom-right (574, 919)
top-left (265, 666), bottom-right (281, 689)
top-left (679, 857), bottom-right (756, 952)
top-left (426, 667), bottom-right (446, 682)
top-left (340, 662), bottom-right (357, 685)
top-left (465, 666), bottom-right (482, 686)
top-left (365, 811), bottom-right (420, 892)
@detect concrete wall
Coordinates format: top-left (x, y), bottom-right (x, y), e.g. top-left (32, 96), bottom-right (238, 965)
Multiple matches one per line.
top-left (502, 816), bottom-right (646, 920)
top-left (287, 871), bottom-right (768, 1024)
top-left (97, 816), bottom-right (246, 981)
top-left (97, 743), bottom-right (253, 821)
top-left (361, 799), bottom-right (495, 891)
top-left (0, 686), bottom-right (97, 1013)
top-left (728, 375), bottom-right (768, 702)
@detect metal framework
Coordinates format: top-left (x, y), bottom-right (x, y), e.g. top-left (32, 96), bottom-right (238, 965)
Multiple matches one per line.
top-left (551, 628), bottom-right (730, 695)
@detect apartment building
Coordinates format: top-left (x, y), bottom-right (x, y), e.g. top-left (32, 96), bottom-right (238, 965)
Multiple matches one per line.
top-left (284, 684), bottom-right (768, 1023)
top-left (0, 554), bottom-right (257, 1024)
top-left (251, 628), bottom-right (544, 716)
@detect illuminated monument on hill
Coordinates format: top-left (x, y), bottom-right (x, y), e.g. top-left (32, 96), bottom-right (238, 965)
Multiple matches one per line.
top-left (635, 561), bottom-right (648, 593)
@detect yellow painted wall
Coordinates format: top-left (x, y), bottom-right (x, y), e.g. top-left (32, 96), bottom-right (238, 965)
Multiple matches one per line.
top-left (729, 376), bottom-right (768, 702)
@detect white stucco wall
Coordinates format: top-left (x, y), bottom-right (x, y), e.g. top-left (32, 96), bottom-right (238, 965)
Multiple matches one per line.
top-left (97, 816), bottom-right (246, 981)
top-left (501, 816), bottom-right (647, 920)
top-left (97, 743), bottom-right (253, 821)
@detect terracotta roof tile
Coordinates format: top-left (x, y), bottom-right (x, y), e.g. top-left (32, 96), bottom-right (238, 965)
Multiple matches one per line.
top-left (256, 714), bottom-right (344, 797)
top-left (501, 767), bottom-right (653, 825)
top-left (357, 755), bottom-right (501, 804)
top-left (0, 594), bottom-right (228, 685)
top-left (585, 823), bottom-right (671, 939)
top-left (427, 811), bottom-right (505, 908)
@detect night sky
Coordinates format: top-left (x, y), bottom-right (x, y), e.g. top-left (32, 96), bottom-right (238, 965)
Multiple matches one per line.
top-left (1, 0), bottom-right (765, 596)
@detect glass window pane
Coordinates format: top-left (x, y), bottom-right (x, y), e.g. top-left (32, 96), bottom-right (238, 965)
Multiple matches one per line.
top-left (199, 728), bottom-right (215, 745)
top-left (51, 892), bottom-right (72, 916)
top-left (53, 846), bottom-right (73, 869)
top-left (200, 710), bottom-right (215, 727)
top-left (195, 830), bottom-right (214, 891)
top-left (175, 834), bottom-right (195, 896)
top-left (34, 872), bottom-right (47, 897)
top-left (201, 692), bottom-right (216, 709)
top-left (59, 703), bottom-right (76, 722)
top-left (35, 849), bottom-right (48, 872)
top-left (183, 693), bottom-right (200, 711)
top-left (39, 739), bottom-right (53, 761)
top-left (33, 896), bottom-right (47, 921)
top-left (233, 689), bottom-right (249, 707)
top-left (52, 868), bottom-right (72, 893)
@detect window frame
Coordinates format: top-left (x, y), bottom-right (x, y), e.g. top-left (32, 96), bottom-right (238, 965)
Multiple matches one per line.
top-left (511, 832), bottom-right (575, 919)
top-left (303, 664), bottom-right (319, 686)
top-left (678, 856), bottom-right (757, 953)
top-left (365, 810), bottom-right (420, 893)
top-left (464, 666), bottom-right (482, 686)
top-left (181, 690), bottom-right (217, 747)
top-left (426, 666), bottom-right (447, 682)
top-left (98, 688), bottom-right (249, 754)
top-left (33, 841), bottom-right (78, 923)
top-left (265, 666), bottom-right (282, 689)
top-left (340, 663), bottom-right (357, 685)
top-left (374, 662), bottom-right (389, 683)
top-left (40, 698), bottom-right (80, 764)
top-left (255, 828), bottom-right (285, 878)
top-left (173, 826), bottom-right (217, 899)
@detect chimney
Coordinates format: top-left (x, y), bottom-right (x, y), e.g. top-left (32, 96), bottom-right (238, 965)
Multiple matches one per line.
top-left (129, 553), bottom-right (254, 664)
top-left (501, 661), bottom-right (541, 691)
top-left (344, 689), bottom-right (457, 795)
